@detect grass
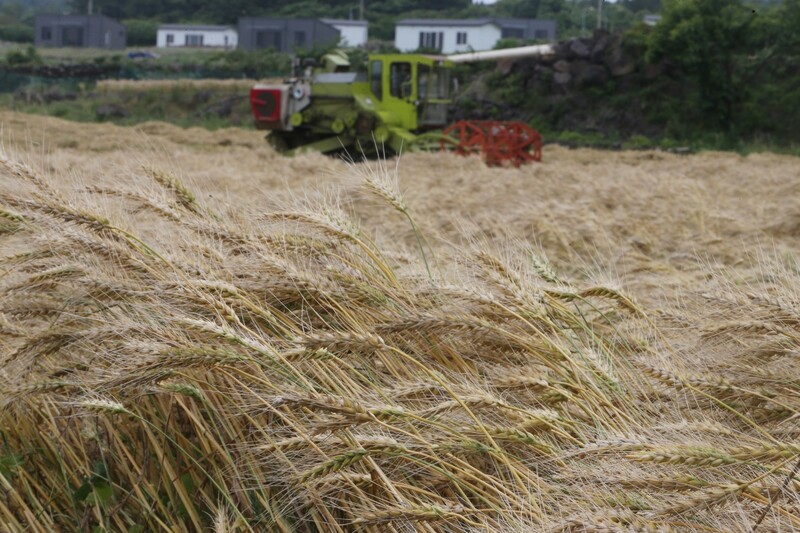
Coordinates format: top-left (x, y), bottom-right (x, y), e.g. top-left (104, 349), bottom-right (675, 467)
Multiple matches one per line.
top-left (0, 111), bottom-right (799, 531)
top-left (0, 42), bottom-right (225, 64)
top-left (0, 79), bottom-right (266, 129)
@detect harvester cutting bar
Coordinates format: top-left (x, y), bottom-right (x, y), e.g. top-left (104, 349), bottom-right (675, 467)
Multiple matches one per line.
top-left (441, 120), bottom-right (543, 167)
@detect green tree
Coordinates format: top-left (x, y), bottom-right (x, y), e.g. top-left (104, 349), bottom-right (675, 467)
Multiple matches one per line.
top-left (123, 19), bottom-right (158, 46)
top-left (646, 0), bottom-right (757, 130)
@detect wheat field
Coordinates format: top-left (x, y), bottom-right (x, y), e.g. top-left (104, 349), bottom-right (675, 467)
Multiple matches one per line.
top-left (1, 110), bottom-right (799, 532)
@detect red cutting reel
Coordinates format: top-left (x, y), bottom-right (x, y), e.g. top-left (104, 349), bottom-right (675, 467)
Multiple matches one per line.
top-left (441, 120), bottom-right (542, 167)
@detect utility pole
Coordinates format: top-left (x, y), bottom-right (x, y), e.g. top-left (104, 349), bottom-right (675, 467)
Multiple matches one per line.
top-left (597, 0), bottom-right (603, 29)
top-left (359, 0), bottom-right (365, 20)
top-left (88, 0), bottom-right (93, 15)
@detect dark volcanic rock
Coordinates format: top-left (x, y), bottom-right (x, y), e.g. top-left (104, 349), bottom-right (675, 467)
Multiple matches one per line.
top-left (591, 34), bottom-right (611, 63)
top-left (569, 40), bottom-right (592, 59)
top-left (553, 60), bottom-right (570, 73)
top-left (553, 71), bottom-right (572, 86)
top-left (572, 61), bottom-right (609, 86)
top-left (605, 41), bottom-right (636, 77)
top-left (644, 62), bottom-right (666, 80)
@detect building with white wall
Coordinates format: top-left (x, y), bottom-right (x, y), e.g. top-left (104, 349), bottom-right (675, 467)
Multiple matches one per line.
top-left (395, 18), bottom-right (556, 54)
top-left (321, 19), bottom-right (368, 47)
top-left (395, 18), bottom-right (500, 54)
top-left (157, 24), bottom-right (237, 48)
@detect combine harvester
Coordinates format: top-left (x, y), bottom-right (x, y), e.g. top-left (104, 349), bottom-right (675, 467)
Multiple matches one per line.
top-left (249, 44), bottom-right (553, 166)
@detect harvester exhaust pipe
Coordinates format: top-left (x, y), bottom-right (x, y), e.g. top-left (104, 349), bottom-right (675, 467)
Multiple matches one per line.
top-left (447, 44), bottom-right (554, 64)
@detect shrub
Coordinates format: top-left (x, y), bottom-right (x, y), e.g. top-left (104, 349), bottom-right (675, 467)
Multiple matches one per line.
top-left (493, 37), bottom-right (524, 49)
top-left (624, 134), bottom-right (655, 149)
top-left (0, 22), bottom-right (34, 43)
top-left (208, 48), bottom-right (292, 78)
top-left (123, 19), bottom-right (158, 47)
top-left (5, 45), bottom-right (42, 66)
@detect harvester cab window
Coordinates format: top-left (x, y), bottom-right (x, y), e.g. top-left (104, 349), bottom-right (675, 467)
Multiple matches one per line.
top-left (429, 67), bottom-right (451, 99)
top-left (418, 64), bottom-right (450, 100)
top-left (390, 62), bottom-right (412, 99)
top-left (370, 60), bottom-right (383, 100)
top-left (417, 64), bottom-right (430, 100)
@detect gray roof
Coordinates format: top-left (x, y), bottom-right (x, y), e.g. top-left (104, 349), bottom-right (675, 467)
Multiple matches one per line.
top-left (396, 18), bottom-right (498, 27)
top-left (321, 18), bottom-right (368, 27)
top-left (397, 17), bottom-right (555, 28)
top-left (158, 24), bottom-right (235, 31)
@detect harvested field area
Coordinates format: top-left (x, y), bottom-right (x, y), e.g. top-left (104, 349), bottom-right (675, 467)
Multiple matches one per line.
top-left (1, 111), bottom-right (799, 532)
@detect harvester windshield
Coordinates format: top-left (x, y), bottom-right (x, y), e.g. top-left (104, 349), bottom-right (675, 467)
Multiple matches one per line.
top-left (416, 63), bottom-right (451, 127)
top-left (418, 65), bottom-right (451, 100)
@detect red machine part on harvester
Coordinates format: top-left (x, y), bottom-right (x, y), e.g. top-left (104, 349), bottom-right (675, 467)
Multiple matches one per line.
top-left (441, 120), bottom-right (542, 167)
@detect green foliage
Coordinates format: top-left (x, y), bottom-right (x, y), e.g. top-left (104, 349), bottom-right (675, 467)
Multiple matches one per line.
top-left (622, 21), bottom-right (651, 51)
top-left (1, 81), bottom-right (256, 130)
top-left (486, 71), bottom-right (527, 107)
top-left (205, 48), bottom-right (291, 77)
top-left (495, 0), bottom-right (544, 18)
top-left (73, 461), bottom-right (114, 508)
top-left (5, 45), bottom-right (42, 66)
top-left (623, 134), bottom-right (656, 149)
top-left (123, 19), bottom-right (158, 47)
top-left (548, 129), bottom-right (620, 147)
top-left (0, 22), bottom-right (33, 43)
top-left (345, 47), bottom-right (369, 70)
top-left (647, 0), bottom-right (756, 129)
top-left (642, 0), bottom-right (800, 139)
top-left (493, 38), bottom-right (526, 49)
top-left (0, 452), bottom-right (23, 480)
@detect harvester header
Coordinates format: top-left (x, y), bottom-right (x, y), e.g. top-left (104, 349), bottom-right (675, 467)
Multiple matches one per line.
top-left (250, 45), bottom-right (551, 166)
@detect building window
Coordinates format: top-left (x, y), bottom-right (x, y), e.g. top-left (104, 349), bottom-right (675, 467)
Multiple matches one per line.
top-left (501, 28), bottom-right (525, 39)
top-left (41, 26), bottom-right (52, 40)
top-left (534, 29), bottom-right (549, 40)
top-left (370, 60), bottom-right (383, 100)
top-left (456, 32), bottom-right (467, 45)
top-left (390, 62), bottom-right (411, 98)
top-left (185, 34), bottom-right (204, 47)
top-left (166, 33), bottom-right (174, 45)
top-left (294, 31), bottom-right (306, 47)
top-left (418, 31), bottom-right (443, 51)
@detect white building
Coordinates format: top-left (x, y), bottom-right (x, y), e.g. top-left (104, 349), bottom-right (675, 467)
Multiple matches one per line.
top-left (156, 24), bottom-right (238, 48)
top-left (395, 18), bottom-right (556, 53)
top-left (395, 18), bottom-right (501, 54)
top-left (321, 19), bottom-right (368, 47)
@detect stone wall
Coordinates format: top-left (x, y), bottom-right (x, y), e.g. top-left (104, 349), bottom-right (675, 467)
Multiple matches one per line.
top-left (455, 30), bottom-right (673, 140)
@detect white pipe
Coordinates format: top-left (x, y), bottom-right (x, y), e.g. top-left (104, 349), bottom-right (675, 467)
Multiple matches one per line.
top-left (447, 44), bottom-right (555, 64)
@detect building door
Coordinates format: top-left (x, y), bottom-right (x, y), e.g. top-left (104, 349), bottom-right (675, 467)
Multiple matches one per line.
top-left (256, 30), bottom-right (282, 50)
top-left (61, 26), bottom-right (84, 46)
